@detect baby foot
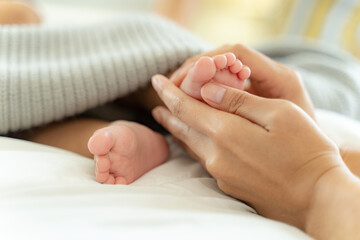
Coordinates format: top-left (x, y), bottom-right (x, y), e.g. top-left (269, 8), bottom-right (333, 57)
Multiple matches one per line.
top-left (180, 53), bottom-right (251, 100)
top-left (88, 121), bottom-right (169, 185)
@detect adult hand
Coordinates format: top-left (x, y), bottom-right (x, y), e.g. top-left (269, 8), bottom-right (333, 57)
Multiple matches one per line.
top-left (151, 74), bottom-right (346, 230)
top-left (170, 44), bottom-right (315, 120)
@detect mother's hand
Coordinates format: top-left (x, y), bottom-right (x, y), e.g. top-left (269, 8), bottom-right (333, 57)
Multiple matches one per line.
top-left (171, 44), bottom-right (315, 120)
top-left (151, 74), bottom-right (345, 230)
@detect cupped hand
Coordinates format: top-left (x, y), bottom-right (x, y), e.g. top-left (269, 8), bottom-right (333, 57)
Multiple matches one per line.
top-left (170, 44), bottom-right (315, 120)
top-left (151, 74), bottom-right (345, 230)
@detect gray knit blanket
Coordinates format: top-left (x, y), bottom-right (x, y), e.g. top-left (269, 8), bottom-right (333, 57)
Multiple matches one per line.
top-left (0, 14), bottom-right (359, 135)
top-left (259, 39), bottom-right (360, 120)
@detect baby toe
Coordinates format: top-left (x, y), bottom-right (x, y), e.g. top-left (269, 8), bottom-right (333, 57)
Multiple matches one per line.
top-left (96, 171), bottom-right (110, 183)
top-left (229, 60), bottom-right (243, 73)
top-left (96, 155), bottom-right (111, 172)
top-left (192, 56), bottom-right (217, 81)
top-left (88, 130), bottom-right (113, 156)
top-left (213, 55), bottom-right (227, 69)
top-left (115, 176), bottom-right (128, 185)
top-left (225, 52), bottom-right (236, 66)
top-left (104, 174), bottom-right (115, 184)
top-left (237, 66), bottom-right (251, 80)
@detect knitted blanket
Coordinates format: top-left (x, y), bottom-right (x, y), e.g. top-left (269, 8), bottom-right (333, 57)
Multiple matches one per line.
top-left (0, 14), bottom-right (209, 134)
top-left (1, 15), bottom-right (359, 134)
top-left (259, 39), bottom-right (360, 120)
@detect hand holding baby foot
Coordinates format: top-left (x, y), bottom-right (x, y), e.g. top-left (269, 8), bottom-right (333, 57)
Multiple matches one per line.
top-left (179, 53), bottom-right (251, 100)
top-left (151, 74), bottom-right (346, 234)
top-left (87, 53), bottom-right (249, 185)
top-left (171, 44), bottom-right (315, 120)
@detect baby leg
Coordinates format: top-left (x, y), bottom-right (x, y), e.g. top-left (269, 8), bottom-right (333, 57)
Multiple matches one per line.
top-left (25, 118), bottom-right (169, 185)
top-left (24, 118), bottom-right (109, 158)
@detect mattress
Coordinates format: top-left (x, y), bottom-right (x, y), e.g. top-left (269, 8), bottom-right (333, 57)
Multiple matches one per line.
top-left (1, 109), bottom-right (360, 239)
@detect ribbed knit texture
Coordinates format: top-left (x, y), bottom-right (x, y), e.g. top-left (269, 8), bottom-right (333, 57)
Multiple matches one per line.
top-left (1, 17), bottom-right (360, 135)
top-left (0, 14), bottom-right (210, 134)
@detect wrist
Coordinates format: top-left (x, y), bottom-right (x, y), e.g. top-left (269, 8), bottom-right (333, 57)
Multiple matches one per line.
top-left (305, 163), bottom-right (360, 239)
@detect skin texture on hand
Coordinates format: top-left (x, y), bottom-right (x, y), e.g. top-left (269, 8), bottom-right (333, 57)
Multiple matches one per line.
top-left (340, 146), bottom-right (360, 176)
top-left (170, 44), bottom-right (315, 121)
top-left (150, 74), bottom-right (347, 233)
top-left (155, 45), bottom-right (360, 239)
top-left (170, 44), bottom-right (360, 181)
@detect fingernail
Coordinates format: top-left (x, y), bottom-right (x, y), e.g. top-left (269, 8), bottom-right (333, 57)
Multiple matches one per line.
top-left (152, 108), bottom-right (161, 121)
top-left (152, 75), bottom-right (162, 91)
top-left (201, 83), bottom-right (226, 103)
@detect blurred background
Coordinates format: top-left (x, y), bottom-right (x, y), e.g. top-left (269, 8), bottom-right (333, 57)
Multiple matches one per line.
top-left (9, 0), bottom-right (360, 58)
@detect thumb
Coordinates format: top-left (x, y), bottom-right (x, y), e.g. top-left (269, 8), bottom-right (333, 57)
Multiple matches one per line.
top-left (201, 82), bottom-right (276, 128)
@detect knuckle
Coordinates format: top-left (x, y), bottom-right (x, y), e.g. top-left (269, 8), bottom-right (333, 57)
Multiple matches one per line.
top-left (270, 100), bottom-right (298, 123)
top-left (291, 69), bottom-right (305, 87)
top-left (205, 150), bottom-right (231, 180)
top-left (206, 156), bottom-right (222, 177)
top-left (281, 100), bottom-right (298, 112)
top-left (284, 66), bottom-right (298, 77)
top-left (278, 99), bottom-right (295, 109)
top-left (233, 43), bottom-right (245, 50)
top-left (185, 53), bottom-right (202, 65)
top-left (172, 121), bottom-right (191, 141)
top-left (225, 92), bottom-right (248, 115)
top-left (217, 180), bottom-right (232, 195)
top-left (179, 59), bottom-right (194, 72)
top-left (220, 44), bottom-right (231, 51)
top-left (184, 58), bottom-right (194, 66)
top-left (232, 43), bottom-right (247, 55)
top-left (171, 97), bottom-right (185, 118)
top-left (159, 82), bottom-right (185, 117)
top-left (210, 124), bottom-right (231, 143)
top-left (280, 65), bottom-right (302, 83)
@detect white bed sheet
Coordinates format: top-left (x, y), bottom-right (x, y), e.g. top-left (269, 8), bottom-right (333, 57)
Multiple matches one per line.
top-left (1, 110), bottom-right (360, 239)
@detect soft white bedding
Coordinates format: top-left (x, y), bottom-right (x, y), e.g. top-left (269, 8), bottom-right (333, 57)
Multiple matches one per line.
top-left (1, 110), bottom-right (360, 239)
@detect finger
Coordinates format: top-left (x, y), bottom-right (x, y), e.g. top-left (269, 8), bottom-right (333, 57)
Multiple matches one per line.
top-left (231, 44), bottom-right (284, 86)
top-left (152, 106), bottom-right (211, 161)
top-left (200, 82), bottom-right (278, 129)
top-left (151, 74), bottom-right (231, 135)
top-left (172, 136), bottom-right (205, 166)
